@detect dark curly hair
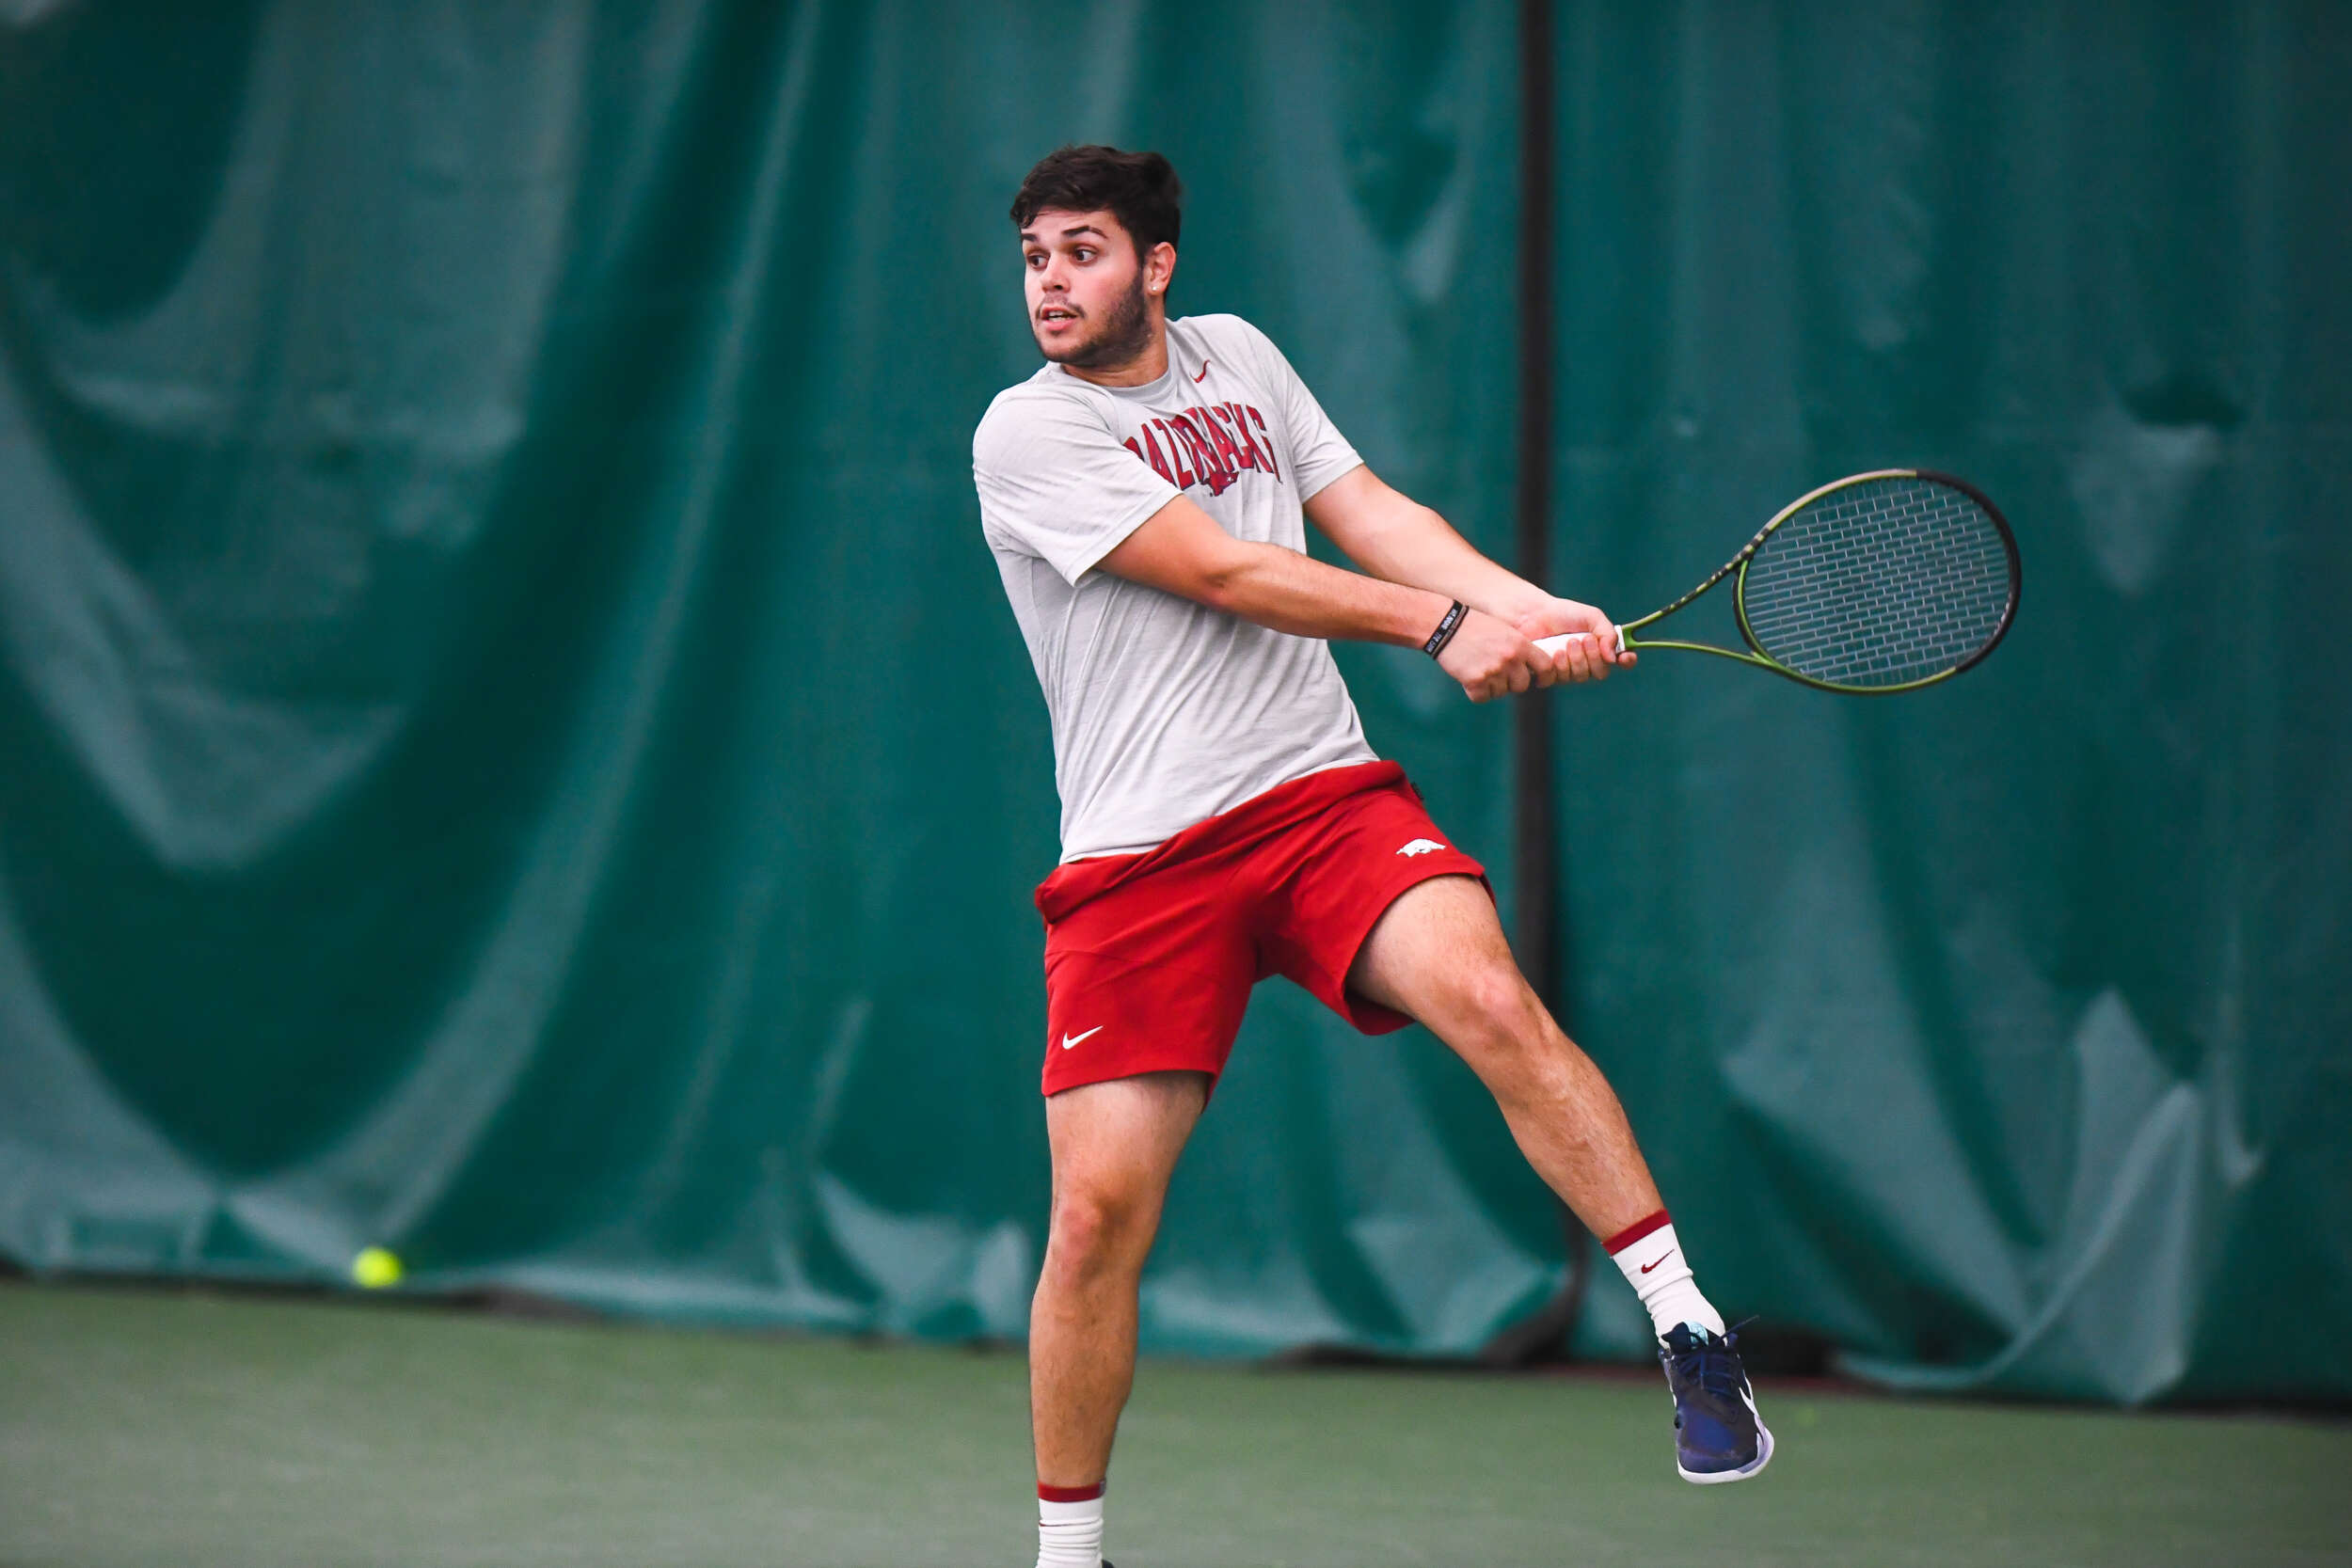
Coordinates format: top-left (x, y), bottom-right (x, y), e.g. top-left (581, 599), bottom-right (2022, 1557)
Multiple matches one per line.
top-left (1009, 145), bottom-right (1184, 258)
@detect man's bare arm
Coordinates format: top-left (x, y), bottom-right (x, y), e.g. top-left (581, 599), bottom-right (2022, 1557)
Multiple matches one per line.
top-left (1302, 466), bottom-right (1630, 681)
top-left (1095, 495), bottom-right (1555, 702)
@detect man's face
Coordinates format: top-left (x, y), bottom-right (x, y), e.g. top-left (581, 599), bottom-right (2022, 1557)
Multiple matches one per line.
top-left (1020, 208), bottom-right (1156, 371)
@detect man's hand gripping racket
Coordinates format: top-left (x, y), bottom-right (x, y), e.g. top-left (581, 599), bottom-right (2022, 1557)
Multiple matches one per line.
top-left (1531, 469), bottom-right (2020, 695)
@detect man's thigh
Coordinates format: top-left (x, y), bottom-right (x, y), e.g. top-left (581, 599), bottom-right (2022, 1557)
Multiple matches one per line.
top-left (1045, 1069), bottom-right (1212, 1212)
top-left (1343, 872), bottom-right (1529, 1029)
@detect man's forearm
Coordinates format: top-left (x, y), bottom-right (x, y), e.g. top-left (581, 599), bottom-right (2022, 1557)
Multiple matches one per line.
top-left (1202, 540), bottom-right (1457, 648)
top-left (1332, 499), bottom-right (1549, 624)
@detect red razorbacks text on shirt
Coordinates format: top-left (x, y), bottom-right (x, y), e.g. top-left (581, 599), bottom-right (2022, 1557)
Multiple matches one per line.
top-left (1120, 403), bottom-right (1279, 498)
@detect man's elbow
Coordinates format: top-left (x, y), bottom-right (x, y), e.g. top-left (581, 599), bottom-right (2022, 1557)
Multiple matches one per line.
top-left (1190, 542), bottom-right (1261, 614)
top-left (1193, 558), bottom-right (1248, 613)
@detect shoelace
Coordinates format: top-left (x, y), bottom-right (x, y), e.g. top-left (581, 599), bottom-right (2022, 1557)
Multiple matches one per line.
top-left (1669, 1329), bottom-right (1749, 1401)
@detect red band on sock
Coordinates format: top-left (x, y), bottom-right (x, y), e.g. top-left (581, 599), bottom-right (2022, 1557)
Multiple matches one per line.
top-left (1603, 1209), bottom-right (1671, 1255)
top-left (1039, 1481), bottom-right (1105, 1504)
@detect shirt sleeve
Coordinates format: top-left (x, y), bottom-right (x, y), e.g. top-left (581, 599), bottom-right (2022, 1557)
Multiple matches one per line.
top-left (1236, 321), bottom-right (1362, 501)
top-left (973, 388), bottom-right (1181, 585)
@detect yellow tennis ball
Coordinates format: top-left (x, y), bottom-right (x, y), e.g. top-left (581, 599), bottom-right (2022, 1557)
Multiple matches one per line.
top-left (351, 1247), bottom-right (404, 1289)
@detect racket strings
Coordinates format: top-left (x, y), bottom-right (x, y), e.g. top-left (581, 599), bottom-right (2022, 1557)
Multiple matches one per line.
top-left (1740, 479), bottom-right (2012, 688)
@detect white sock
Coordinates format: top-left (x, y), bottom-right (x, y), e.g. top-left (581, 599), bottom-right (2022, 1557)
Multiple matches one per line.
top-left (1606, 1211), bottom-right (1726, 1340)
top-left (1036, 1485), bottom-right (1104, 1568)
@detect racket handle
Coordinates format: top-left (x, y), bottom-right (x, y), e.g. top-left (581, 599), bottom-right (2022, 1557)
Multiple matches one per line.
top-left (1534, 627), bottom-right (1629, 657)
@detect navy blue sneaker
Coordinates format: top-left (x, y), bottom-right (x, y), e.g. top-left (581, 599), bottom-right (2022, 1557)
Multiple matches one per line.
top-left (1658, 1323), bottom-right (1773, 1483)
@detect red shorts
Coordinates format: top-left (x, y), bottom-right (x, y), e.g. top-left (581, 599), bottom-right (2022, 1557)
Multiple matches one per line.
top-left (1034, 760), bottom-right (1489, 1097)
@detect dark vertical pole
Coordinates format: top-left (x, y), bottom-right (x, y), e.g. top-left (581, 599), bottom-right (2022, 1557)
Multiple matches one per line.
top-left (1512, 0), bottom-right (1558, 1015)
top-left (1485, 0), bottom-right (1589, 1370)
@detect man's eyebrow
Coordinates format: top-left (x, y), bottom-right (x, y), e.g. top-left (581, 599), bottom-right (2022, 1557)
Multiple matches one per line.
top-left (1019, 224), bottom-right (1108, 244)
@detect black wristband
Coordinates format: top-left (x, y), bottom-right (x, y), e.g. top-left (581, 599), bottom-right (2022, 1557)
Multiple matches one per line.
top-left (1422, 600), bottom-right (1468, 657)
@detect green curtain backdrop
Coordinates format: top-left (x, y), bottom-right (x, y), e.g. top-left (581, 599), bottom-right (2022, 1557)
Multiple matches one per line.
top-left (2, 1), bottom-right (2344, 1403)
top-left (1544, 3), bottom-right (2351, 1401)
top-left (0, 0), bottom-right (1548, 1356)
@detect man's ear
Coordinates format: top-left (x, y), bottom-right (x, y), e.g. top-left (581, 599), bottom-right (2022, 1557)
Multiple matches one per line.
top-left (1147, 242), bottom-right (1177, 296)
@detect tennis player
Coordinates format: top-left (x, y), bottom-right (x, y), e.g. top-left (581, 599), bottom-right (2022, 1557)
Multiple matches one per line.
top-left (974, 146), bottom-right (1770, 1568)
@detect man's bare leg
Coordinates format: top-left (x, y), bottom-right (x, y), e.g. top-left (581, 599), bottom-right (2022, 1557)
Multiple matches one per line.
top-left (1031, 1069), bottom-right (1208, 1488)
top-left (1346, 873), bottom-right (1772, 1482)
top-left (1347, 874), bottom-right (1662, 1239)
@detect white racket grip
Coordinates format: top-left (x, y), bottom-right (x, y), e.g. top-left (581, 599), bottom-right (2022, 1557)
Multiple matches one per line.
top-left (1534, 627), bottom-right (1629, 658)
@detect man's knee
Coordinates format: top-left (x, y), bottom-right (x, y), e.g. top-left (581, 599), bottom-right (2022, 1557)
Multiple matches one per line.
top-left (1431, 960), bottom-right (1546, 1050)
top-left (1433, 962), bottom-right (1577, 1085)
top-left (1042, 1184), bottom-right (1158, 1287)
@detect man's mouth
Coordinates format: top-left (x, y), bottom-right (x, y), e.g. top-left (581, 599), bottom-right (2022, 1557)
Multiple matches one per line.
top-left (1038, 305), bottom-right (1080, 325)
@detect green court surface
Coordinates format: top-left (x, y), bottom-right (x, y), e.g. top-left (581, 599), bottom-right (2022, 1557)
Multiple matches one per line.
top-left (1, 1283), bottom-right (2343, 1568)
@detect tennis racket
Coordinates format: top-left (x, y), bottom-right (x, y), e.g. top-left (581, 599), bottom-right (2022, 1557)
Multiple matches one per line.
top-left (1535, 469), bottom-right (2020, 694)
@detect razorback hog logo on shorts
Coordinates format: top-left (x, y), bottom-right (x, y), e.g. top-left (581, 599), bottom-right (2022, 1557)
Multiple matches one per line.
top-left (1120, 404), bottom-right (1279, 499)
top-left (1396, 838), bottom-right (1445, 857)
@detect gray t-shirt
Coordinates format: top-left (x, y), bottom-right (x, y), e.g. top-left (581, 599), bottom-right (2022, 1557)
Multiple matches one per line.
top-left (974, 313), bottom-right (1378, 862)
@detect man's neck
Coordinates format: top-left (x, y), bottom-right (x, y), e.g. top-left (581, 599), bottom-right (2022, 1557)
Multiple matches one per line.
top-left (1059, 317), bottom-right (1169, 388)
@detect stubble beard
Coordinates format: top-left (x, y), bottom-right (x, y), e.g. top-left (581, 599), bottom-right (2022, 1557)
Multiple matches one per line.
top-left (1041, 271), bottom-right (1153, 373)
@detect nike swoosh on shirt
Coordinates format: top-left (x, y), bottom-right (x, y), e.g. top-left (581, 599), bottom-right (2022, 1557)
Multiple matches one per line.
top-left (1060, 1025), bottom-right (1105, 1050)
top-left (1193, 359), bottom-right (1210, 382)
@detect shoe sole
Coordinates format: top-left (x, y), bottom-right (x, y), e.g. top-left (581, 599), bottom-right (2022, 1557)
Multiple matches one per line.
top-left (1677, 1419), bottom-right (1773, 1484)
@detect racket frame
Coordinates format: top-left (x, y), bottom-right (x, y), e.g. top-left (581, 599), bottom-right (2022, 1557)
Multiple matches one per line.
top-left (1617, 467), bottom-right (2021, 694)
